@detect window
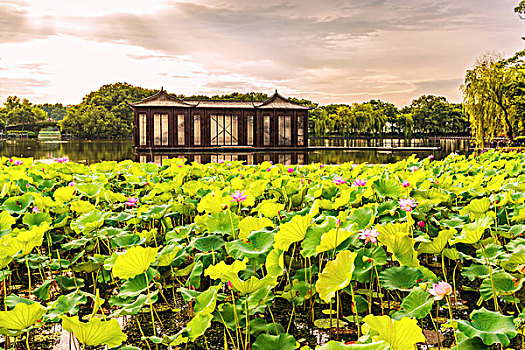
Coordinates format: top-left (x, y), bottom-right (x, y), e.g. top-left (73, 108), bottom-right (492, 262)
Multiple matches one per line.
top-left (177, 114), bottom-right (185, 146)
top-left (297, 115), bottom-right (305, 146)
top-left (153, 113), bottom-right (169, 146)
top-left (194, 115), bottom-right (201, 146)
top-left (278, 115), bottom-right (292, 146)
top-left (139, 113), bottom-right (147, 146)
top-left (263, 115), bottom-right (271, 146)
top-left (210, 114), bottom-right (239, 146)
top-left (246, 115), bottom-right (254, 146)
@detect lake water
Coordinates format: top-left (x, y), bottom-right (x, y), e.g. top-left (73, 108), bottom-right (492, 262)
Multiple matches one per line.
top-left (0, 138), bottom-right (472, 165)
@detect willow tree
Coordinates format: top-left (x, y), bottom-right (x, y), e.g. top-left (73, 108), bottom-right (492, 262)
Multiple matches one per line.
top-left (461, 54), bottom-right (517, 147)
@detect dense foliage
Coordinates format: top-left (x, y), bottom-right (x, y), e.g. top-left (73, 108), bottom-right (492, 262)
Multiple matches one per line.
top-left (310, 96), bottom-right (468, 138)
top-left (0, 97), bottom-right (46, 130)
top-left (61, 83), bottom-right (154, 139)
top-left (1, 152), bottom-right (525, 349)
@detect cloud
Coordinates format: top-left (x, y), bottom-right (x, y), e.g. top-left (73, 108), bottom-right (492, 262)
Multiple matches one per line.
top-left (0, 77), bottom-right (51, 100)
top-left (0, 3), bottom-right (55, 43)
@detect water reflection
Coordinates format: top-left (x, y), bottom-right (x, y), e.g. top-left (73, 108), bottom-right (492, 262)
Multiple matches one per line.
top-left (0, 138), bottom-right (472, 165)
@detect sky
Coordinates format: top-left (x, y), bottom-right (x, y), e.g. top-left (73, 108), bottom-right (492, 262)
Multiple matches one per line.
top-left (0, 0), bottom-right (524, 107)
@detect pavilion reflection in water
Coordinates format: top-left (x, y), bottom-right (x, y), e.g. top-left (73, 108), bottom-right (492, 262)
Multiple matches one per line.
top-left (135, 151), bottom-right (308, 165)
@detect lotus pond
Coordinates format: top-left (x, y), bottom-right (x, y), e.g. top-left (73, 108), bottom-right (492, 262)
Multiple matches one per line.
top-left (0, 151), bottom-right (525, 350)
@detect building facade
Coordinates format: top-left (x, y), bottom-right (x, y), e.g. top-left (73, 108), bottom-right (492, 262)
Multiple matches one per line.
top-left (129, 89), bottom-right (311, 150)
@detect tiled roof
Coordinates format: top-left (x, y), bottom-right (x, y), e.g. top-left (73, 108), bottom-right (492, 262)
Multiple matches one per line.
top-left (128, 89), bottom-right (196, 108)
top-left (129, 89), bottom-right (311, 110)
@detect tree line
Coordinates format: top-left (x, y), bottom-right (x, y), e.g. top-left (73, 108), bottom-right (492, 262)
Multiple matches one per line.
top-left (0, 83), bottom-right (471, 139)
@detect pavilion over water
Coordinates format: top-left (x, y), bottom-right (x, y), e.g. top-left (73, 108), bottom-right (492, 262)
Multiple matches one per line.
top-left (128, 88), bottom-right (311, 151)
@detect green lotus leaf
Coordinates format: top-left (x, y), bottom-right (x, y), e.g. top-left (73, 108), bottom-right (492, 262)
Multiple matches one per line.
top-left (0, 223), bottom-right (49, 257)
top-left (55, 275), bottom-right (85, 290)
top-left (462, 264), bottom-right (490, 281)
top-left (253, 333), bottom-right (296, 350)
top-left (70, 210), bottom-right (107, 235)
top-left (378, 224), bottom-right (419, 267)
top-left (316, 229), bottom-right (355, 254)
top-left (53, 186), bottom-right (76, 202)
top-left (183, 313), bottom-right (213, 341)
top-left (450, 332), bottom-right (490, 350)
top-left (0, 254), bottom-right (13, 269)
top-left (188, 260), bottom-right (203, 288)
top-left (191, 234), bottom-right (226, 252)
top-left (301, 216), bottom-right (339, 258)
top-left (362, 315), bottom-right (425, 350)
top-left (197, 190), bottom-right (229, 214)
top-left (155, 244), bottom-right (182, 266)
top-left (274, 215), bottom-right (312, 251)
top-left (75, 182), bottom-right (104, 198)
top-left (0, 211), bottom-right (16, 232)
top-left (316, 250), bottom-right (357, 302)
top-left (265, 248), bottom-right (285, 277)
top-left (0, 302), bottom-right (45, 335)
top-left (22, 212), bottom-right (52, 228)
top-left (392, 287), bottom-right (434, 320)
top-left (417, 229), bottom-right (455, 255)
top-left (194, 286), bottom-right (218, 316)
top-left (205, 260), bottom-right (246, 280)
top-left (501, 244), bottom-right (525, 271)
top-left (61, 315), bottom-right (127, 348)
top-left (257, 201), bottom-right (285, 219)
top-left (353, 246), bottom-right (387, 283)
top-left (379, 266), bottom-right (423, 291)
top-left (113, 246), bottom-right (159, 280)
top-left (70, 200), bottom-right (95, 214)
top-left (227, 232), bottom-right (275, 263)
top-left (109, 291), bottom-right (159, 317)
top-left (231, 275), bottom-right (277, 295)
top-left (456, 308), bottom-right (517, 347)
top-left (450, 216), bottom-right (493, 245)
top-left (318, 341), bottom-right (391, 349)
top-left (348, 207), bottom-right (375, 230)
top-left (205, 211), bottom-right (239, 236)
top-left (238, 216), bottom-right (274, 240)
top-left (479, 271), bottom-right (524, 301)
top-left (140, 204), bottom-right (172, 220)
top-left (34, 280), bottom-right (53, 300)
top-left (373, 179), bottom-right (403, 200)
top-left (45, 291), bottom-right (87, 322)
top-left (2, 193), bottom-right (34, 215)
top-left (459, 197), bottom-right (491, 219)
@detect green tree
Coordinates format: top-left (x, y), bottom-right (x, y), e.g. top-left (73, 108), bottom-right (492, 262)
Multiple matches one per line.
top-left (61, 83), bottom-right (154, 138)
top-left (0, 96), bottom-right (46, 130)
top-left (462, 54), bottom-right (517, 146)
top-left (38, 103), bottom-right (67, 121)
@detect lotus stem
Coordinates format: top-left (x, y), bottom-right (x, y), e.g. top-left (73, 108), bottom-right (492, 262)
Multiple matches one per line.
top-left (244, 297), bottom-right (249, 350)
top-left (446, 295), bottom-right (459, 350)
top-left (230, 290), bottom-right (243, 350)
top-left (25, 331), bottom-right (30, 350)
top-left (144, 272), bottom-right (156, 336)
top-left (350, 284), bottom-right (360, 336)
top-left (480, 245), bottom-right (500, 311)
top-left (25, 255), bottom-right (31, 296)
top-left (135, 316), bottom-right (152, 350)
top-left (336, 291), bottom-right (340, 340)
top-left (267, 303), bottom-right (279, 335)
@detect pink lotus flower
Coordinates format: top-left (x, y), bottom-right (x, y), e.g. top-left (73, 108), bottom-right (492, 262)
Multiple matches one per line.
top-left (408, 166), bottom-right (418, 172)
top-left (359, 228), bottom-right (380, 245)
top-left (8, 158), bottom-right (13, 163)
top-left (68, 181), bottom-right (76, 187)
top-left (353, 178), bottom-right (367, 187)
top-left (54, 156), bottom-right (69, 163)
top-left (428, 154), bottom-right (434, 160)
top-left (230, 190), bottom-right (247, 203)
top-left (417, 221), bottom-right (425, 228)
top-left (227, 281), bottom-right (233, 289)
top-left (402, 180), bottom-right (410, 188)
top-left (12, 160), bottom-right (23, 166)
top-left (399, 198), bottom-right (417, 212)
top-left (332, 176), bottom-right (346, 185)
top-left (125, 197), bottom-right (139, 207)
top-left (428, 281), bottom-right (453, 300)
top-left (288, 168), bottom-right (294, 174)
top-left (217, 160), bottom-right (225, 164)
top-left (32, 206), bottom-right (40, 213)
